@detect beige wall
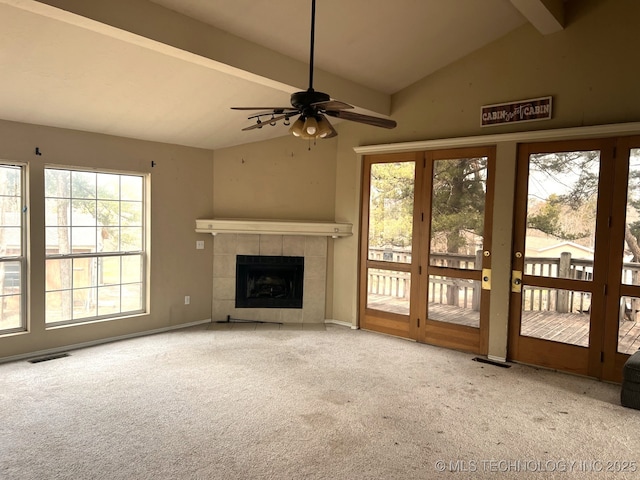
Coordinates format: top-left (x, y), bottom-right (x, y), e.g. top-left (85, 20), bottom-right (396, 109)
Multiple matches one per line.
top-left (0, 120), bottom-right (214, 360)
top-left (212, 134), bottom-right (338, 220)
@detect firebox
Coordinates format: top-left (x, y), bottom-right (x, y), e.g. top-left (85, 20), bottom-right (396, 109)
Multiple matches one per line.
top-left (235, 255), bottom-right (304, 309)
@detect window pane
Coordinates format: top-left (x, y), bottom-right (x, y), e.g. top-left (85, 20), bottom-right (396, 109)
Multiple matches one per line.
top-left (428, 274), bottom-right (480, 327)
top-left (121, 227), bottom-right (142, 251)
top-left (101, 228), bottom-right (120, 253)
top-left (121, 201), bottom-right (142, 226)
top-left (121, 176), bottom-right (143, 201)
top-left (0, 164), bottom-right (24, 333)
top-left (46, 290), bottom-right (72, 324)
top-left (618, 296), bottom-right (640, 354)
top-left (45, 168), bottom-right (146, 325)
top-left (520, 286), bottom-right (590, 347)
top-left (1, 261), bottom-right (21, 292)
top-left (97, 173), bottom-right (120, 200)
top-left (71, 200), bottom-right (96, 226)
top-left (97, 200), bottom-right (120, 226)
top-left (100, 257), bottom-right (121, 285)
top-left (73, 288), bottom-right (96, 319)
top-left (45, 198), bottom-right (69, 226)
top-left (0, 227), bottom-right (21, 250)
top-left (366, 268), bottom-right (410, 315)
top-left (429, 157), bottom-right (487, 270)
top-left (525, 151), bottom-right (599, 280)
top-left (46, 258), bottom-right (72, 290)
top-left (622, 150), bottom-right (640, 285)
top-left (71, 226), bottom-right (97, 252)
top-left (368, 162), bottom-right (414, 264)
top-left (0, 293), bottom-right (22, 330)
top-left (46, 226), bottom-right (71, 255)
top-left (0, 197), bottom-right (20, 226)
top-left (72, 258), bottom-right (94, 289)
top-left (98, 285), bottom-right (121, 316)
top-left (71, 171), bottom-right (96, 199)
top-left (122, 255), bottom-right (142, 283)
top-left (122, 283), bottom-right (143, 312)
top-left (45, 169), bottom-right (70, 197)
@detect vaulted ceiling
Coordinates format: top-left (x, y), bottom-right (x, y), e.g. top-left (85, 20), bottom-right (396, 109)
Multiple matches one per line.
top-left (0, 0), bottom-right (565, 150)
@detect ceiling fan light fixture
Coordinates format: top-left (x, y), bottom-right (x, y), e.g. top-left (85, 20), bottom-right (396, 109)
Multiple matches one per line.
top-left (316, 115), bottom-right (332, 138)
top-left (289, 116), bottom-right (305, 137)
top-left (303, 116), bottom-right (319, 136)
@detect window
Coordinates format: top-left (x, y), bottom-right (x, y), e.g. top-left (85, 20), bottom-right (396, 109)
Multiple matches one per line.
top-left (0, 164), bottom-right (25, 333)
top-left (45, 168), bottom-right (146, 325)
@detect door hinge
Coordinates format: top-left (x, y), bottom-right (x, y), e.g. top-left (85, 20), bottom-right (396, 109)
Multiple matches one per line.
top-left (419, 265), bottom-right (422, 275)
top-left (417, 317), bottom-right (420, 328)
top-left (423, 158), bottom-right (426, 168)
top-left (603, 284), bottom-right (608, 295)
top-left (601, 351), bottom-right (605, 363)
top-left (421, 212), bottom-right (424, 221)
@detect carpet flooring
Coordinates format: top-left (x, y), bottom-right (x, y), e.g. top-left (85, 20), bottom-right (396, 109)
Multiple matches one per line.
top-left (1, 323), bottom-right (639, 479)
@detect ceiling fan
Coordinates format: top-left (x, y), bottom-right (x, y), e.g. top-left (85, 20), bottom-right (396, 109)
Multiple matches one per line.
top-left (231, 0), bottom-right (397, 140)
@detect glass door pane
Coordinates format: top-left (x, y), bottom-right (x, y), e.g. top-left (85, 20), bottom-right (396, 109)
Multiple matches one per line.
top-left (366, 161), bottom-right (415, 315)
top-left (427, 156), bottom-right (488, 326)
top-left (618, 148), bottom-right (640, 354)
top-left (520, 150), bottom-right (600, 347)
top-left (429, 157), bottom-right (487, 269)
top-left (525, 151), bottom-right (599, 280)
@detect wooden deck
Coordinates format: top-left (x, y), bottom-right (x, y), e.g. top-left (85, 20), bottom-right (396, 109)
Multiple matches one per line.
top-left (367, 294), bottom-right (640, 354)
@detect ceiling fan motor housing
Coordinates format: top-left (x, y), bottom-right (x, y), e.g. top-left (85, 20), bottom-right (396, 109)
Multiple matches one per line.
top-left (290, 89), bottom-right (331, 112)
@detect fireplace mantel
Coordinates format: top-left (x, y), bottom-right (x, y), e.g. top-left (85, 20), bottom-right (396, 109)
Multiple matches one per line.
top-left (195, 218), bottom-right (352, 238)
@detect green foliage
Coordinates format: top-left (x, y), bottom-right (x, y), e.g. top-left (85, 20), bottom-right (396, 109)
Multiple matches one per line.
top-left (430, 158), bottom-right (487, 253)
top-left (369, 162), bottom-right (414, 248)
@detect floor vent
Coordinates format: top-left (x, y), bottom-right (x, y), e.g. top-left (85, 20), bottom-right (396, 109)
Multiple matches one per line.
top-left (28, 353), bottom-right (70, 364)
top-left (473, 356), bottom-right (511, 368)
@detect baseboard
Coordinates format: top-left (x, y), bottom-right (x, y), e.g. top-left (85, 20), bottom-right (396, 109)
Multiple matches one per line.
top-left (0, 319), bottom-right (211, 364)
top-left (488, 354), bottom-right (507, 363)
top-left (324, 319), bottom-right (358, 329)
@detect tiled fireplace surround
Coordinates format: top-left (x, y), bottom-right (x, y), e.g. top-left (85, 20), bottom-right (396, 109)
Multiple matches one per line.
top-left (212, 234), bottom-right (328, 324)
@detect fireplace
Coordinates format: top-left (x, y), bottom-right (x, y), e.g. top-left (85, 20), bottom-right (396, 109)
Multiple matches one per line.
top-left (235, 255), bottom-right (304, 309)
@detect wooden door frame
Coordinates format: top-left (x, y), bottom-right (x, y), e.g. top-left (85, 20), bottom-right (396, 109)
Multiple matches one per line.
top-left (507, 138), bottom-right (617, 379)
top-left (415, 146), bottom-right (496, 355)
top-left (602, 135), bottom-right (640, 382)
top-left (358, 152), bottom-right (422, 339)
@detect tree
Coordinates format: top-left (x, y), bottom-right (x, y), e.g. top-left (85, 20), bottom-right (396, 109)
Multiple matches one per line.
top-left (430, 158), bottom-right (488, 255)
top-left (368, 162), bottom-right (415, 249)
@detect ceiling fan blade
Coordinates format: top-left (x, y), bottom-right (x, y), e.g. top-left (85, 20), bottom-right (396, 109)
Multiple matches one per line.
top-left (231, 107), bottom-right (296, 112)
top-left (241, 113), bottom-right (299, 131)
top-left (312, 100), bottom-right (353, 111)
top-left (325, 110), bottom-right (397, 129)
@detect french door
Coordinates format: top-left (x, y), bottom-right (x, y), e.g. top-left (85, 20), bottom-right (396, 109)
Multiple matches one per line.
top-left (508, 137), bottom-right (640, 382)
top-left (359, 147), bottom-right (495, 355)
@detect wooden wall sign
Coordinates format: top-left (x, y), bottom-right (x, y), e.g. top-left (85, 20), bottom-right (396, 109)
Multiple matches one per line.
top-left (481, 96), bottom-right (552, 127)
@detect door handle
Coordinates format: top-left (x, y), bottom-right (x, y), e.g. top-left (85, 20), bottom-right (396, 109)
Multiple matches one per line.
top-left (511, 270), bottom-right (523, 293)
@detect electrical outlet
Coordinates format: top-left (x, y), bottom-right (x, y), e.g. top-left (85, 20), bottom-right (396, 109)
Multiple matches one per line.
top-left (196, 240), bottom-right (204, 250)
top-left (184, 295), bottom-right (190, 305)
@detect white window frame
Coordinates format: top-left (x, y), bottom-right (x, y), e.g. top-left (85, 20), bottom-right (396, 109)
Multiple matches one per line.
top-left (44, 166), bottom-right (148, 326)
top-left (0, 162), bottom-right (27, 334)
